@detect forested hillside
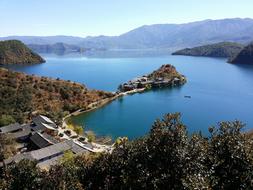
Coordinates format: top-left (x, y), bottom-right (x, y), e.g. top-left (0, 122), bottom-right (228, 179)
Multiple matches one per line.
top-left (0, 68), bottom-right (114, 125)
top-left (0, 40), bottom-right (45, 65)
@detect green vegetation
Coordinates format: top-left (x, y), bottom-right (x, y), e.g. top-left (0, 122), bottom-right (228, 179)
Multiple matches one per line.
top-left (229, 42), bottom-right (253, 64)
top-left (172, 42), bottom-right (244, 58)
top-left (148, 64), bottom-right (186, 82)
top-left (0, 160), bottom-right (43, 190)
top-left (73, 125), bottom-right (84, 135)
top-left (0, 115), bottom-right (15, 127)
top-left (0, 68), bottom-right (114, 124)
top-left (87, 131), bottom-right (96, 143)
top-left (60, 150), bottom-right (75, 164)
top-left (114, 137), bottom-right (128, 146)
top-left (1, 113), bottom-right (253, 189)
top-left (0, 40), bottom-right (45, 65)
top-left (0, 134), bottom-right (17, 161)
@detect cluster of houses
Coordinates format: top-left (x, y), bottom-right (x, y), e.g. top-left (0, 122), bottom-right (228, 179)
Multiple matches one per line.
top-left (0, 115), bottom-right (109, 169)
top-left (118, 75), bottom-right (185, 92)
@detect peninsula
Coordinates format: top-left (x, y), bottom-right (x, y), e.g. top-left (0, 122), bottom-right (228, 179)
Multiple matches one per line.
top-left (172, 42), bottom-right (244, 58)
top-left (0, 40), bottom-right (45, 65)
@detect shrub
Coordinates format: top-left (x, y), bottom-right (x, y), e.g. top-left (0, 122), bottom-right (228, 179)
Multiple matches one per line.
top-left (73, 126), bottom-right (84, 135)
top-left (0, 115), bottom-right (15, 127)
top-left (87, 131), bottom-right (96, 143)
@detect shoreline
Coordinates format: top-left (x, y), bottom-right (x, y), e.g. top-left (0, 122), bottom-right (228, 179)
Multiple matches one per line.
top-left (63, 88), bottom-right (146, 128)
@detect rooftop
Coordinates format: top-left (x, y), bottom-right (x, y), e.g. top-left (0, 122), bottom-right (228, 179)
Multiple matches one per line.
top-left (30, 132), bottom-right (57, 149)
top-left (39, 115), bottom-right (55, 124)
top-left (0, 123), bottom-right (21, 133)
top-left (32, 115), bottom-right (58, 132)
top-left (30, 140), bottom-right (72, 161)
top-left (8, 126), bottom-right (31, 139)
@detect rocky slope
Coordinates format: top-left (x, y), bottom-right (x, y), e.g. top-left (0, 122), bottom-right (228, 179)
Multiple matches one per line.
top-left (0, 40), bottom-right (45, 65)
top-left (229, 43), bottom-right (253, 64)
top-left (0, 68), bottom-right (114, 124)
top-left (148, 64), bottom-right (185, 81)
top-left (172, 42), bottom-right (244, 58)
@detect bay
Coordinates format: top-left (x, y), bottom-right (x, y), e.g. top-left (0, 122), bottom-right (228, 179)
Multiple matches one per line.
top-left (7, 51), bottom-right (253, 140)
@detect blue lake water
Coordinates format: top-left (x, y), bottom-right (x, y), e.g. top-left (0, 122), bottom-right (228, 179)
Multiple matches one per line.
top-left (7, 51), bottom-right (253, 140)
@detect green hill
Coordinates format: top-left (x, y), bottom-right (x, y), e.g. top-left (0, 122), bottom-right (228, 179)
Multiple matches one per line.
top-left (172, 42), bottom-right (244, 58)
top-left (0, 40), bottom-right (45, 65)
top-left (229, 43), bottom-right (253, 64)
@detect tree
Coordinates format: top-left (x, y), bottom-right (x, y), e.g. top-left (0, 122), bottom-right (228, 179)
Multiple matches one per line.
top-left (0, 115), bottom-right (15, 127)
top-left (80, 113), bottom-right (206, 189)
top-left (87, 131), bottom-right (96, 143)
top-left (0, 134), bottom-right (17, 161)
top-left (4, 160), bottom-right (43, 190)
top-left (208, 121), bottom-right (253, 190)
top-left (60, 150), bottom-right (74, 164)
top-left (73, 125), bottom-right (84, 135)
top-left (44, 156), bottom-right (84, 190)
top-left (1, 113), bottom-right (253, 189)
top-left (60, 87), bottom-right (70, 100)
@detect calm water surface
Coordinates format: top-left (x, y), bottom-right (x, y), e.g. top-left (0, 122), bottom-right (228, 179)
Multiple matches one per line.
top-left (7, 51), bottom-right (253, 139)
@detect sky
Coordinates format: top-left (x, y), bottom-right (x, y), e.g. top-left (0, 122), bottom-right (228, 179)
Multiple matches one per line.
top-left (1, 0), bottom-right (253, 37)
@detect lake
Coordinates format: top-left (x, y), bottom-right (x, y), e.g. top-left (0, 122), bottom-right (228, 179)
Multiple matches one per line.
top-left (7, 51), bottom-right (253, 140)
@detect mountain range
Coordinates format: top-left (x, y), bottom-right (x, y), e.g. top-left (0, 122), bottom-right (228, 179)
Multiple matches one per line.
top-left (27, 43), bottom-right (85, 55)
top-left (1, 18), bottom-right (253, 51)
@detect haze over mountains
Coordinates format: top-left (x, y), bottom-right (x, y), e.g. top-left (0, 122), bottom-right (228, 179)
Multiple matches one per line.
top-left (1, 18), bottom-right (253, 51)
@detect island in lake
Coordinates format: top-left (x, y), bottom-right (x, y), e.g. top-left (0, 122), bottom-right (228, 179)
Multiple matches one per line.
top-left (118, 64), bottom-right (186, 92)
top-left (172, 42), bottom-right (244, 58)
top-left (0, 40), bottom-right (45, 65)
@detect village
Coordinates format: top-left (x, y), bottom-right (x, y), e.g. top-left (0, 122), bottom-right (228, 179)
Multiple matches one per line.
top-left (0, 115), bottom-right (113, 169)
top-left (118, 74), bottom-right (186, 93)
top-left (0, 65), bottom-right (187, 170)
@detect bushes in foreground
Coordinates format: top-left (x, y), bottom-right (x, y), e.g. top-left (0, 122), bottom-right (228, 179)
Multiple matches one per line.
top-left (1, 113), bottom-right (253, 190)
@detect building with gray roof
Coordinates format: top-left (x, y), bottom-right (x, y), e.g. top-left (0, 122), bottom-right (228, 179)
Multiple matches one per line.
top-left (2, 140), bottom-right (89, 169)
top-left (0, 123), bottom-right (21, 133)
top-left (32, 115), bottom-right (58, 132)
top-left (29, 132), bottom-right (59, 149)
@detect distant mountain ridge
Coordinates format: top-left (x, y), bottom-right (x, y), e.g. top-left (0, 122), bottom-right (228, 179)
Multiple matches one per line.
top-left (1, 18), bottom-right (253, 50)
top-left (172, 42), bottom-right (244, 58)
top-left (0, 36), bottom-right (84, 45)
top-left (28, 43), bottom-right (85, 55)
top-left (0, 40), bottom-right (45, 65)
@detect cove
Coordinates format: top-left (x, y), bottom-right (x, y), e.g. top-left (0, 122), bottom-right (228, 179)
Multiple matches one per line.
top-left (7, 51), bottom-right (253, 140)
